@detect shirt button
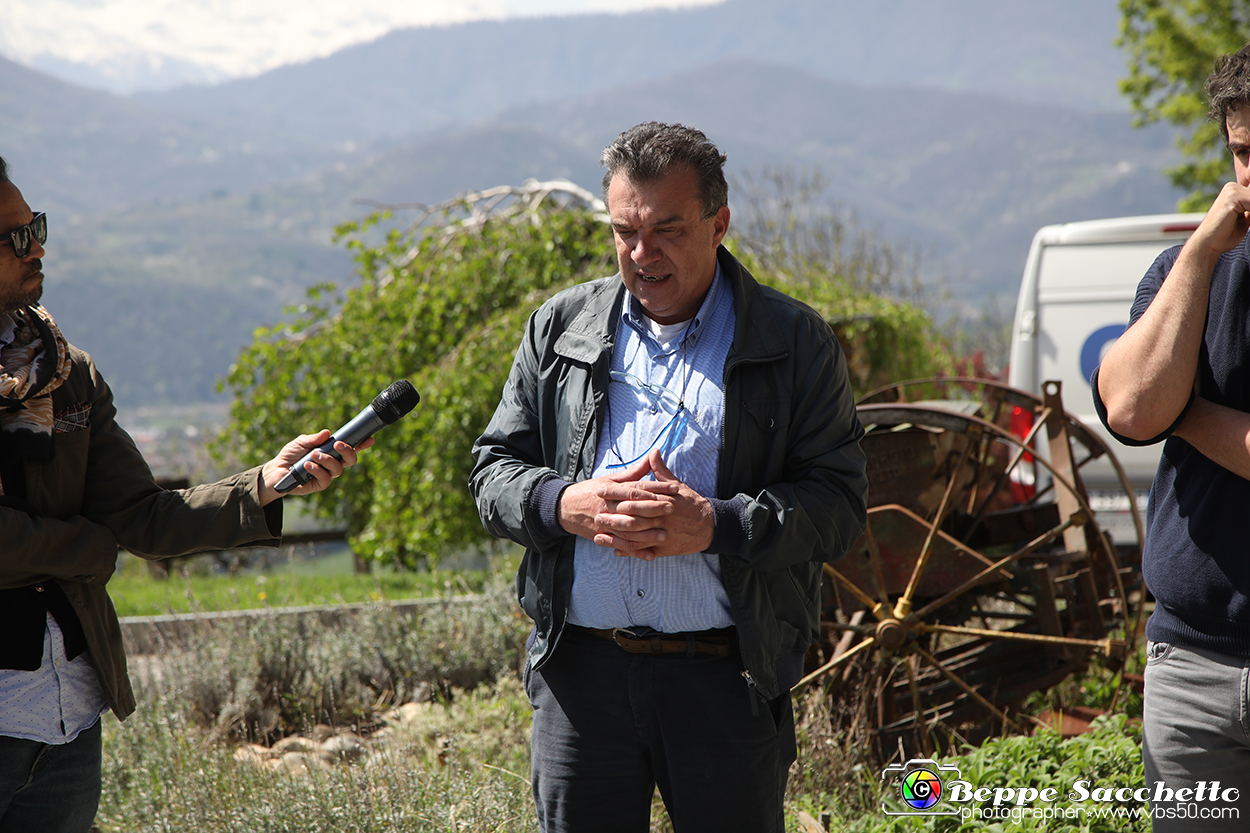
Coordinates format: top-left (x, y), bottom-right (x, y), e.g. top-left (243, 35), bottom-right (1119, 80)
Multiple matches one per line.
top-left (637, 589), bottom-right (645, 598)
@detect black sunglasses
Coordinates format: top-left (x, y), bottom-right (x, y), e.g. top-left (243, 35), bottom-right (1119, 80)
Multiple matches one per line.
top-left (1, 213), bottom-right (47, 258)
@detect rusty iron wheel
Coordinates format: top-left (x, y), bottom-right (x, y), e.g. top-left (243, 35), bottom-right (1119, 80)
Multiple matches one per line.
top-left (798, 377), bottom-right (1143, 762)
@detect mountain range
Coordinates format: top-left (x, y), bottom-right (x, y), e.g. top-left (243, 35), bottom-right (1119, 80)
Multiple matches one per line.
top-left (1, 0), bottom-right (1187, 408)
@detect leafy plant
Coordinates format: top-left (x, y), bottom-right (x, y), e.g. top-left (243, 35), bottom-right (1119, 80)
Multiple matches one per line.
top-left (216, 183), bottom-right (614, 568)
top-left (134, 575), bottom-right (530, 742)
top-left (810, 715), bottom-right (1148, 833)
top-left (732, 168), bottom-right (953, 393)
top-left (1118, 0), bottom-right (1250, 210)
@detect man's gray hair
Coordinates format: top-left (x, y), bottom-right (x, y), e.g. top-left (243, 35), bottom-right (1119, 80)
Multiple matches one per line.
top-left (1208, 42), bottom-right (1250, 142)
top-left (601, 122), bottom-right (728, 219)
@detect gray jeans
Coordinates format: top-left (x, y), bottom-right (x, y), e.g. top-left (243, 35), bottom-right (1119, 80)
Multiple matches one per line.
top-left (1143, 640), bottom-right (1250, 831)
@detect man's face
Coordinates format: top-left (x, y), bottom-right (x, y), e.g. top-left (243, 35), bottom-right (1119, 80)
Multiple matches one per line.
top-left (0, 181), bottom-right (45, 314)
top-left (1228, 106), bottom-right (1250, 188)
top-left (607, 166), bottom-right (730, 325)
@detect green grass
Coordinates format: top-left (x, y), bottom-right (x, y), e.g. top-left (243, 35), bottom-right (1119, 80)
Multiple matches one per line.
top-left (107, 551), bottom-right (499, 618)
top-left (95, 571), bottom-right (1152, 832)
top-left (99, 555), bottom-right (1152, 831)
top-left (99, 677), bottom-right (540, 833)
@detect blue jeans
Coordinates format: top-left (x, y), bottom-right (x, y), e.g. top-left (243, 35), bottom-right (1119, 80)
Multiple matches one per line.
top-left (0, 719), bottom-right (101, 833)
top-left (524, 627), bottom-right (794, 833)
top-left (1142, 641), bottom-right (1250, 831)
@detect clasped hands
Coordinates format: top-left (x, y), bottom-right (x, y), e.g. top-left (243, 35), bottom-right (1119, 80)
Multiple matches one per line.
top-left (556, 448), bottom-right (714, 561)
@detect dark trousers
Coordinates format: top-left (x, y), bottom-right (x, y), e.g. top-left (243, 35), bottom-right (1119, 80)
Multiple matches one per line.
top-left (0, 719), bottom-right (101, 833)
top-left (525, 627), bottom-right (795, 833)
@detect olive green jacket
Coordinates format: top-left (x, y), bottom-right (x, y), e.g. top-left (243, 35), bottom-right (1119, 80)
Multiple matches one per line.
top-left (0, 344), bottom-right (281, 720)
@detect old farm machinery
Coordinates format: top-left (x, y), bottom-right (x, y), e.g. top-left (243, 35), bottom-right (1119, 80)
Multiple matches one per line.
top-left (801, 378), bottom-right (1143, 761)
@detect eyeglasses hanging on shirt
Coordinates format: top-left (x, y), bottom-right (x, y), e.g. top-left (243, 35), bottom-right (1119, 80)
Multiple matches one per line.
top-left (605, 369), bottom-right (692, 469)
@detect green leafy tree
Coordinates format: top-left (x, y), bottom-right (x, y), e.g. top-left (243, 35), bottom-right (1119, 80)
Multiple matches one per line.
top-left (217, 181), bottom-right (615, 568)
top-left (732, 168), bottom-right (952, 393)
top-left (219, 176), bottom-right (951, 568)
top-left (1119, 0), bottom-right (1250, 210)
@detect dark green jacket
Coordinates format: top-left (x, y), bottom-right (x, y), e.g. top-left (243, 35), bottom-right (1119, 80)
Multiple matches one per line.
top-left (470, 248), bottom-right (868, 700)
top-left (0, 343), bottom-right (281, 720)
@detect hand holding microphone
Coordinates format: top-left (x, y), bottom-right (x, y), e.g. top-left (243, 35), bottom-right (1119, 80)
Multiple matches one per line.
top-left (261, 380), bottom-right (420, 501)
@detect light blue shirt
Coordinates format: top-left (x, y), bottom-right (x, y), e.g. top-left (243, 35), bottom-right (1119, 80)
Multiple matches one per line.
top-left (567, 267), bottom-right (736, 632)
top-left (0, 614), bottom-right (108, 743)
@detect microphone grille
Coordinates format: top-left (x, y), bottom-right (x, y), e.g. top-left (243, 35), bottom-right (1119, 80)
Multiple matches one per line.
top-left (372, 380), bottom-right (420, 424)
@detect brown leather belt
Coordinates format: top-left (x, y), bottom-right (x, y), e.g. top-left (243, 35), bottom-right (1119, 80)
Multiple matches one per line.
top-left (570, 624), bottom-right (736, 658)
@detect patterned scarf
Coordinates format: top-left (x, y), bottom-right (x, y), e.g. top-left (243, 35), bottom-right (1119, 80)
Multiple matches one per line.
top-left (0, 305), bottom-right (72, 481)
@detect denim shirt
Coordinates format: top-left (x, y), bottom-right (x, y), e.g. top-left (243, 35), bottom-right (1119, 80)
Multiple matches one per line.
top-left (0, 616), bottom-right (107, 743)
top-left (567, 267), bottom-right (736, 632)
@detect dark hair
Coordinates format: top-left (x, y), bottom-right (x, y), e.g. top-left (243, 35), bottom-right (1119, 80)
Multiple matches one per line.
top-left (600, 122), bottom-right (728, 219)
top-left (0, 156), bottom-right (8, 183)
top-left (1208, 43), bottom-right (1250, 142)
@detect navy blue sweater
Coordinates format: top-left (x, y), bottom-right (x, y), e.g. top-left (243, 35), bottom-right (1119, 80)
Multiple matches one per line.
top-left (1095, 231), bottom-right (1250, 657)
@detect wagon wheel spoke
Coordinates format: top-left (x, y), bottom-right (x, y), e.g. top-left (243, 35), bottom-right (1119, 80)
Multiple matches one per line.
top-left (968, 609), bottom-right (1034, 623)
top-left (863, 524), bottom-right (892, 607)
top-left (912, 514), bottom-right (1079, 620)
top-left (911, 645), bottom-right (1023, 733)
top-left (825, 620), bottom-right (875, 636)
top-left (903, 654), bottom-right (934, 758)
top-left (875, 659), bottom-right (902, 732)
top-left (824, 564), bottom-right (887, 621)
top-left (795, 635), bottom-right (877, 690)
top-left (917, 623), bottom-right (1125, 658)
top-left (964, 406), bottom-right (1052, 535)
top-left (896, 434), bottom-right (977, 617)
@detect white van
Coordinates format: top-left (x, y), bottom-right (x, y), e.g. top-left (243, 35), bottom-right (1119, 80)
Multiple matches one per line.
top-left (1006, 213), bottom-right (1203, 547)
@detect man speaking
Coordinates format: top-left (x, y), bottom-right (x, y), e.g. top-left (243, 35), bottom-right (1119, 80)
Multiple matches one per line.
top-left (471, 122), bottom-right (868, 832)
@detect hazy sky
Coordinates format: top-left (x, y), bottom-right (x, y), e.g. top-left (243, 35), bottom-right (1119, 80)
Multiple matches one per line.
top-left (0, 0), bottom-right (723, 82)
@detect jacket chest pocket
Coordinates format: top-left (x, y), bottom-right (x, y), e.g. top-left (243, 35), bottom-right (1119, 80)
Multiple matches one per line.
top-left (734, 397), bottom-right (790, 483)
top-left (741, 397), bottom-right (789, 434)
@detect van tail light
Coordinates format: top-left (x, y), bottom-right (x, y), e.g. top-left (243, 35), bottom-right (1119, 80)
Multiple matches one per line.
top-left (1008, 405), bottom-right (1037, 501)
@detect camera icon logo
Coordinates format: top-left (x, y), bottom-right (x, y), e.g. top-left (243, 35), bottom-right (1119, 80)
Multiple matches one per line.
top-left (900, 767), bottom-right (942, 809)
top-left (881, 759), bottom-right (962, 816)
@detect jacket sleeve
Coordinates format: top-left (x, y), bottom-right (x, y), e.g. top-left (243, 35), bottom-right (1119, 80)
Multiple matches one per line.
top-left (76, 355), bottom-right (281, 558)
top-left (0, 353), bottom-right (280, 590)
top-left (717, 310), bottom-right (868, 574)
top-left (469, 306), bottom-right (573, 554)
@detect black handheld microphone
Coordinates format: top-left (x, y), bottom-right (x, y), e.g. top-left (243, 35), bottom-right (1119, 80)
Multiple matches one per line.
top-left (274, 380), bottom-right (420, 493)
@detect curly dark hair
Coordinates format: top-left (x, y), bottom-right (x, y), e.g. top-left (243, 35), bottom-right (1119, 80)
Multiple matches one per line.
top-left (1207, 43), bottom-right (1250, 142)
top-left (600, 122), bottom-right (728, 219)
top-left (0, 156), bottom-right (8, 183)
